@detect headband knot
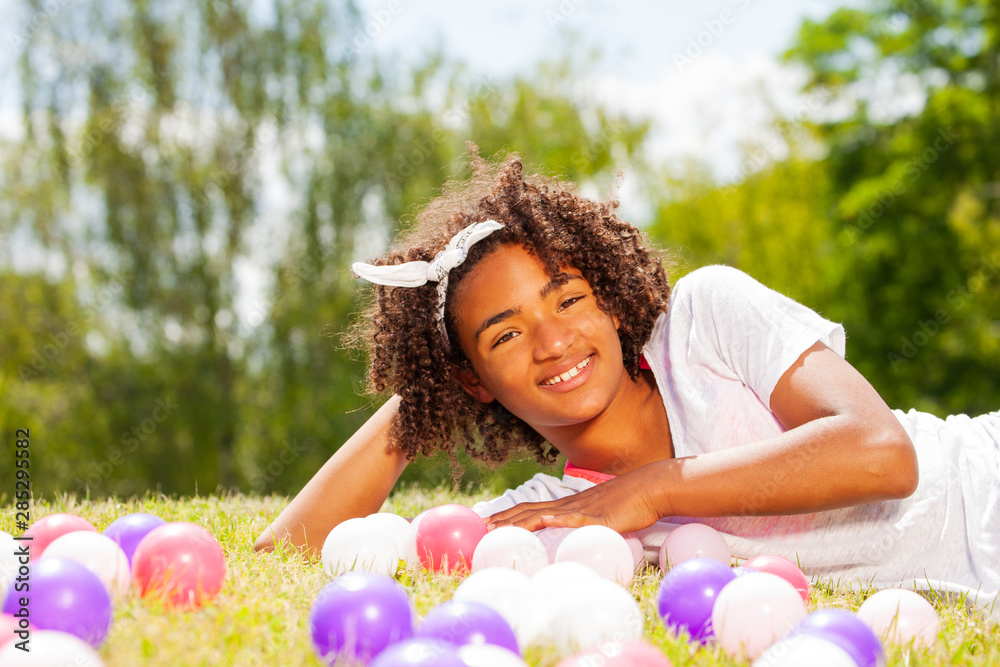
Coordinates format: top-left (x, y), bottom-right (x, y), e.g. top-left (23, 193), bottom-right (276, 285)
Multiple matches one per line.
top-left (352, 219), bottom-right (504, 351)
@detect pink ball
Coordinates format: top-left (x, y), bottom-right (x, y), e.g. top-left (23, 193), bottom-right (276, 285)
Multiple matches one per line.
top-left (659, 523), bottom-right (730, 570)
top-left (23, 514), bottom-right (98, 560)
top-left (856, 589), bottom-right (939, 648)
top-left (711, 571), bottom-right (807, 660)
top-left (132, 522), bottom-right (227, 608)
top-left (535, 527), bottom-right (575, 563)
top-left (554, 526), bottom-right (635, 586)
top-left (743, 554), bottom-right (810, 602)
top-left (556, 640), bottom-right (673, 667)
top-left (415, 505), bottom-right (488, 574)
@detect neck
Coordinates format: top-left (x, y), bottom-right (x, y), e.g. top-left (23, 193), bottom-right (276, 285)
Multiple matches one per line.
top-left (534, 369), bottom-right (673, 476)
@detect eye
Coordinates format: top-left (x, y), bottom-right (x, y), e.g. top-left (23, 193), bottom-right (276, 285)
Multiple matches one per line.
top-left (559, 296), bottom-right (583, 311)
top-left (491, 331), bottom-right (518, 349)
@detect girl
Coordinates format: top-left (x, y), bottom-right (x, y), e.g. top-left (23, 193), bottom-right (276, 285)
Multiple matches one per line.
top-left (255, 149), bottom-right (999, 619)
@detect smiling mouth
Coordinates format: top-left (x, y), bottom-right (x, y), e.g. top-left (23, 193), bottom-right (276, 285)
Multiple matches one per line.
top-left (540, 355), bottom-right (593, 386)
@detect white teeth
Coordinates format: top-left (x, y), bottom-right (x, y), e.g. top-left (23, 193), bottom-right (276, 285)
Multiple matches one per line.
top-left (541, 356), bottom-right (591, 386)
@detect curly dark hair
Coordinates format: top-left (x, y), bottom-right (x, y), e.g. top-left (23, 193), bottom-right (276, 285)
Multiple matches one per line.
top-left (346, 146), bottom-right (672, 467)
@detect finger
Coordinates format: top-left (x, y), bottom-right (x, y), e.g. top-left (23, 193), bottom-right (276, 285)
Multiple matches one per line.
top-left (539, 512), bottom-right (599, 529)
top-left (487, 500), bottom-right (558, 524)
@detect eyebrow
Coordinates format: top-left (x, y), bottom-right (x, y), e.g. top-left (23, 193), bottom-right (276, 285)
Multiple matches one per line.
top-left (474, 272), bottom-right (584, 341)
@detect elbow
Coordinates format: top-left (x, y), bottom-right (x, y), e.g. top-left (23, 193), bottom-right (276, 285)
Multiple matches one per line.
top-left (878, 428), bottom-right (918, 500)
top-left (253, 531), bottom-right (275, 554)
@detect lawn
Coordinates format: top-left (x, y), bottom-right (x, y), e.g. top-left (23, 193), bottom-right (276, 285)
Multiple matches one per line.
top-left (2, 489), bottom-right (998, 666)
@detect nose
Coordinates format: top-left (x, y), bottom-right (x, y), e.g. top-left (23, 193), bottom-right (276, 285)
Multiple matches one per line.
top-left (532, 315), bottom-right (576, 362)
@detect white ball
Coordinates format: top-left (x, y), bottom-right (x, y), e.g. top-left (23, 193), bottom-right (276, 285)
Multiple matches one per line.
top-left (554, 525), bottom-right (634, 586)
top-left (753, 633), bottom-right (858, 667)
top-left (321, 517), bottom-right (399, 578)
top-left (537, 578), bottom-right (644, 654)
top-left (42, 531), bottom-right (131, 597)
top-left (659, 522), bottom-right (730, 569)
top-left (856, 588), bottom-right (940, 648)
top-left (711, 571), bottom-right (807, 660)
top-left (0, 531), bottom-right (17, 592)
top-left (365, 512), bottom-right (420, 571)
top-left (454, 567), bottom-right (534, 646)
top-left (0, 629), bottom-right (105, 666)
top-left (534, 527), bottom-right (575, 563)
top-left (472, 526), bottom-right (548, 576)
top-left (458, 643), bottom-right (529, 667)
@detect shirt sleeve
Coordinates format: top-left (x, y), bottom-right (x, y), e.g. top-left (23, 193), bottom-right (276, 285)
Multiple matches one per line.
top-left (672, 265), bottom-right (846, 410)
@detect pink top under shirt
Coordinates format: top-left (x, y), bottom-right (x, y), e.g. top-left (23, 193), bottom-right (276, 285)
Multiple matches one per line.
top-left (562, 354), bottom-right (653, 484)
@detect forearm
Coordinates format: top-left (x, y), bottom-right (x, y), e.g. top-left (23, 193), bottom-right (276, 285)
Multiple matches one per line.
top-left (253, 395), bottom-right (409, 557)
top-left (651, 413), bottom-right (917, 518)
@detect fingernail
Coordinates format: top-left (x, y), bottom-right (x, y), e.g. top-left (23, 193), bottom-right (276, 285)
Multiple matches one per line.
top-left (541, 515), bottom-right (554, 521)
top-left (485, 522), bottom-right (495, 531)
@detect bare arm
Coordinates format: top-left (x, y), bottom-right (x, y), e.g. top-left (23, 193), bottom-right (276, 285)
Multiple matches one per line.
top-left (487, 342), bottom-right (918, 532)
top-left (253, 395), bottom-right (409, 558)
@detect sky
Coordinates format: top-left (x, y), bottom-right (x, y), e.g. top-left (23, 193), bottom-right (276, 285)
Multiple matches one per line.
top-left (348, 0), bottom-right (845, 182)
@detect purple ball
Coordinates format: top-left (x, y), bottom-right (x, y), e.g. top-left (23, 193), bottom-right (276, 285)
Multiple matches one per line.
top-left (310, 572), bottom-right (414, 664)
top-left (657, 557), bottom-right (736, 643)
top-left (370, 638), bottom-right (467, 667)
top-left (2, 558), bottom-right (112, 647)
top-left (416, 600), bottom-right (519, 655)
top-left (103, 512), bottom-right (167, 566)
top-left (795, 608), bottom-right (885, 667)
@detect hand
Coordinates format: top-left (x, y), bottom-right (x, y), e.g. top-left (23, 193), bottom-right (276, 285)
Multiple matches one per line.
top-left (485, 465), bottom-right (666, 534)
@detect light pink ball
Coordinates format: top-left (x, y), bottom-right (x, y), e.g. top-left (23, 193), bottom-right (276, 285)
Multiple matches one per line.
top-left (711, 571), bottom-right (807, 660)
top-left (535, 527), bottom-right (575, 563)
top-left (622, 532), bottom-right (645, 571)
top-left (856, 589), bottom-right (939, 648)
top-left (556, 640), bottom-right (674, 667)
top-left (743, 554), bottom-right (810, 602)
top-left (659, 523), bottom-right (730, 570)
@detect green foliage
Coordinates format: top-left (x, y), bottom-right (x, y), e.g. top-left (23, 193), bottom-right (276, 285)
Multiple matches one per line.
top-left (0, 0), bottom-right (650, 498)
top-left (651, 0), bottom-right (1000, 417)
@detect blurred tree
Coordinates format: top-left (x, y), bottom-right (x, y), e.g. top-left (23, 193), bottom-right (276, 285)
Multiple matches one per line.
top-left (785, 0), bottom-right (1000, 416)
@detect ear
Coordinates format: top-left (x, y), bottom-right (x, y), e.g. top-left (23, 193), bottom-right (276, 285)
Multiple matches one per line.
top-left (613, 313), bottom-right (621, 330)
top-left (452, 364), bottom-right (496, 403)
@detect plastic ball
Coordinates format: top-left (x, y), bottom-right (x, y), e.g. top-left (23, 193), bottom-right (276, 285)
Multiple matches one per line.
top-left (23, 514), bottom-right (98, 560)
top-left (794, 608), bottom-right (884, 667)
top-left (622, 532), bottom-right (646, 571)
top-left (711, 571), bottom-right (807, 660)
top-left (657, 558), bottom-right (737, 643)
top-left (2, 558), bottom-right (112, 647)
top-left (131, 522), bottom-right (226, 608)
top-left (659, 523), bottom-right (730, 570)
top-left (42, 531), bottom-right (131, 597)
top-left (369, 638), bottom-right (466, 667)
top-left (366, 512), bottom-right (421, 571)
top-left (310, 571), bottom-right (414, 664)
top-left (102, 513), bottom-right (167, 566)
top-left (415, 504), bottom-right (488, 574)
top-left (453, 568), bottom-right (533, 647)
top-left (856, 589), bottom-right (939, 648)
top-left (753, 632), bottom-right (857, 667)
top-left (322, 517), bottom-right (400, 578)
top-left (538, 578), bottom-right (644, 654)
top-left (743, 554), bottom-right (810, 602)
top-left (554, 525), bottom-right (634, 586)
top-left (1, 614), bottom-right (24, 649)
top-left (458, 643), bottom-right (530, 667)
top-left (557, 640), bottom-right (674, 667)
top-left (472, 526), bottom-right (548, 576)
top-left (534, 527), bottom-right (575, 563)
top-left (0, 531), bottom-right (16, 592)
top-left (0, 629), bottom-right (106, 666)
top-left (416, 600), bottom-right (519, 654)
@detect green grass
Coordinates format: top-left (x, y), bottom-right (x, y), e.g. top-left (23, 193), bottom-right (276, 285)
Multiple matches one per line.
top-left (3, 489), bottom-right (999, 666)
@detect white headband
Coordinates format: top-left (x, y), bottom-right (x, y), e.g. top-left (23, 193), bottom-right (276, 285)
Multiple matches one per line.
top-left (352, 219), bottom-right (504, 351)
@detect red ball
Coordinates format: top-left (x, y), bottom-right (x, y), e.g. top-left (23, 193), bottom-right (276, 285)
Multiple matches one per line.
top-left (743, 554), bottom-right (810, 602)
top-left (131, 522), bottom-right (227, 608)
top-left (414, 504), bottom-right (488, 574)
top-left (24, 514), bottom-right (98, 560)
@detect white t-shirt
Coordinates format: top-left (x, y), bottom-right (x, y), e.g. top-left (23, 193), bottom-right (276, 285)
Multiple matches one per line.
top-left (474, 265), bottom-right (1000, 618)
